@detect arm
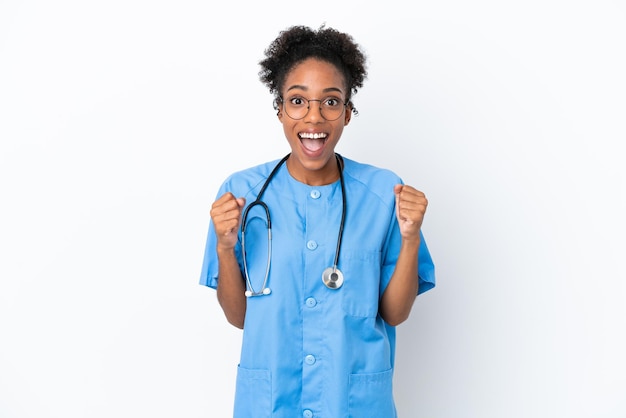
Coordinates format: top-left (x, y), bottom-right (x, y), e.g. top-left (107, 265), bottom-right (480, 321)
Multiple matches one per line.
top-left (216, 247), bottom-right (247, 329)
top-left (379, 185), bottom-right (428, 326)
top-left (210, 192), bottom-right (247, 329)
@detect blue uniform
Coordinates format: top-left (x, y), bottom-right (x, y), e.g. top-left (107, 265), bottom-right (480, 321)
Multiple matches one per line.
top-left (200, 156), bottom-right (435, 418)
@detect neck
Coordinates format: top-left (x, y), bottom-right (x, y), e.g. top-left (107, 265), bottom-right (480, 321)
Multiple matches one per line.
top-left (286, 154), bottom-right (342, 186)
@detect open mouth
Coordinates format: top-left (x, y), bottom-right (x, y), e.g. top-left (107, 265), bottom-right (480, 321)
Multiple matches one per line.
top-left (299, 132), bottom-right (328, 152)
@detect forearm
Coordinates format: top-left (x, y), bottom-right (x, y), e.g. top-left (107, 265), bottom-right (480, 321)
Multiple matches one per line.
top-left (216, 247), bottom-right (247, 329)
top-left (379, 238), bottom-right (420, 326)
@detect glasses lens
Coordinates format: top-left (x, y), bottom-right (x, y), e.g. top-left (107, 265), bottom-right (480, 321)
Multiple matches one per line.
top-left (284, 97), bottom-right (308, 120)
top-left (320, 98), bottom-right (345, 120)
top-left (283, 97), bottom-right (345, 121)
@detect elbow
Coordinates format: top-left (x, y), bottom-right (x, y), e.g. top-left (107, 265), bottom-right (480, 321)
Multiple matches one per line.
top-left (222, 308), bottom-right (245, 329)
top-left (379, 293), bottom-right (417, 326)
top-left (227, 316), bottom-right (245, 329)
top-left (380, 304), bottom-right (412, 326)
top-left (217, 293), bottom-right (246, 329)
top-left (383, 311), bottom-right (411, 327)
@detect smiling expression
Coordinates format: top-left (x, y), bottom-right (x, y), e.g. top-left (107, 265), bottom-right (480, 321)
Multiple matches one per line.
top-left (278, 58), bottom-right (352, 186)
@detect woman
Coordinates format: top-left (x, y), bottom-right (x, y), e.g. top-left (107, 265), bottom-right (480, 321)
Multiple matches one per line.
top-left (200, 24), bottom-right (436, 418)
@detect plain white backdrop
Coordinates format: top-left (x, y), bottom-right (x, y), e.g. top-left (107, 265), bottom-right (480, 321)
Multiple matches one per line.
top-left (1, 1), bottom-right (625, 417)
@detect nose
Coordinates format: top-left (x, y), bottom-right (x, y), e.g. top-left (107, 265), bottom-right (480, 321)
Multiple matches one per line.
top-left (304, 99), bottom-right (324, 121)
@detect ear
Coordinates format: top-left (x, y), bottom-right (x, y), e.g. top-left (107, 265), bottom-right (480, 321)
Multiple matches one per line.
top-left (344, 104), bottom-right (352, 126)
top-left (274, 98), bottom-right (283, 122)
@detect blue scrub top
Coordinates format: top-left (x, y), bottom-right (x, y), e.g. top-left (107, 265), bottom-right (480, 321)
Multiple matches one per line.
top-left (200, 156), bottom-right (435, 418)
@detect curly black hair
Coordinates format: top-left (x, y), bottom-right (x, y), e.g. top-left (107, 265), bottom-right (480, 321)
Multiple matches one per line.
top-left (259, 25), bottom-right (368, 114)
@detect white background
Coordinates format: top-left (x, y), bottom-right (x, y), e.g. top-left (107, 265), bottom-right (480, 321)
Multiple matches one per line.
top-left (1, 1), bottom-right (625, 417)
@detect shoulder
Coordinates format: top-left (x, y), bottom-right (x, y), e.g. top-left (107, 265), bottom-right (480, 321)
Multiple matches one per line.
top-left (340, 155), bottom-right (402, 210)
top-left (341, 155), bottom-right (402, 190)
top-left (220, 158), bottom-right (285, 199)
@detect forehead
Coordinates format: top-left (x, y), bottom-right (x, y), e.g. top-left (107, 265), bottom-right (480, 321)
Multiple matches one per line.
top-left (283, 58), bottom-right (346, 95)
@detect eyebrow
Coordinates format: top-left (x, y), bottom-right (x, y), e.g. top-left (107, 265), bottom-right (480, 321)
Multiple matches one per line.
top-left (285, 85), bottom-right (344, 95)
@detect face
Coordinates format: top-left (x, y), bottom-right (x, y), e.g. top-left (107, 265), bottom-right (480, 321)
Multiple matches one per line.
top-left (278, 58), bottom-right (352, 185)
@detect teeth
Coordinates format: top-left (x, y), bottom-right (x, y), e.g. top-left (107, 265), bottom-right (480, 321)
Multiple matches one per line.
top-left (300, 132), bottom-right (327, 139)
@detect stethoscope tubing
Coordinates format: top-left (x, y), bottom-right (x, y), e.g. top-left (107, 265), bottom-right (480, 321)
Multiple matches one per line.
top-left (241, 200), bottom-right (272, 297)
top-left (332, 156), bottom-right (346, 271)
top-left (241, 154), bottom-right (290, 297)
top-left (241, 153), bottom-right (346, 296)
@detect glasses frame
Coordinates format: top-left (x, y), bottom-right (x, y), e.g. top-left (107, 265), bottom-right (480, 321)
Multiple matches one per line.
top-left (278, 96), bottom-right (348, 121)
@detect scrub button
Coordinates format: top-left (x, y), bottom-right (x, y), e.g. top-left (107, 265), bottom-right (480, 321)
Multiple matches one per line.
top-left (305, 297), bottom-right (317, 308)
top-left (306, 240), bottom-right (318, 250)
top-left (305, 355), bottom-right (316, 365)
top-left (310, 190), bottom-right (321, 199)
top-left (303, 410), bottom-right (313, 418)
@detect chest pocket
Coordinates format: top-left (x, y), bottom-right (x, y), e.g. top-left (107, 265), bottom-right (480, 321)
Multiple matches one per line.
top-left (339, 249), bottom-right (382, 317)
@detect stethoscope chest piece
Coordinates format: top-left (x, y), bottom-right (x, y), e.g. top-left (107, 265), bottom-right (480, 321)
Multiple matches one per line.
top-left (322, 267), bottom-right (344, 289)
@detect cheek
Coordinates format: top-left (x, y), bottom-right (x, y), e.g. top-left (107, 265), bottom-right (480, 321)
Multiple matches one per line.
top-left (334, 121), bottom-right (347, 134)
top-left (281, 121), bottom-right (299, 140)
top-left (330, 126), bottom-right (345, 144)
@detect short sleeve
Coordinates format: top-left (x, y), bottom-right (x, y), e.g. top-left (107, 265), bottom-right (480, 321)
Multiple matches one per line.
top-left (198, 182), bottom-right (243, 290)
top-left (199, 217), bottom-right (220, 289)
top-left (381, 229), bottom-right (436, 296)
top-left (416, 232), bottom-right (435, 295)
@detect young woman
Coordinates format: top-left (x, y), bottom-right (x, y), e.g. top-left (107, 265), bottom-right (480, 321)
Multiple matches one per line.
top-left (200, 24), bottom-right (436, 418)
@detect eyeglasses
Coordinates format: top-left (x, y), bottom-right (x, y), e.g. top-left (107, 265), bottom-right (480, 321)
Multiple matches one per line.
top-left (280, 96), bottom-right (347, 121)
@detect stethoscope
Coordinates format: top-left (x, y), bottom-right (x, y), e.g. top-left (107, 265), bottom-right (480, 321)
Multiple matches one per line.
top-left (241, 153), bottom-right (346, 297)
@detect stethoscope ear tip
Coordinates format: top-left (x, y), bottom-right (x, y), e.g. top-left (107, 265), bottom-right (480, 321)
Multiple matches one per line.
top-left (245, 288), bottom-right (272, 297)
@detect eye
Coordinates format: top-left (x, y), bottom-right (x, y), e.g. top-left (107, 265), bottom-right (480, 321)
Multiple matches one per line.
top-left (323, 98), bottom-right (342, 108)
top-left (289, 97), bottom-right (307, 107)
